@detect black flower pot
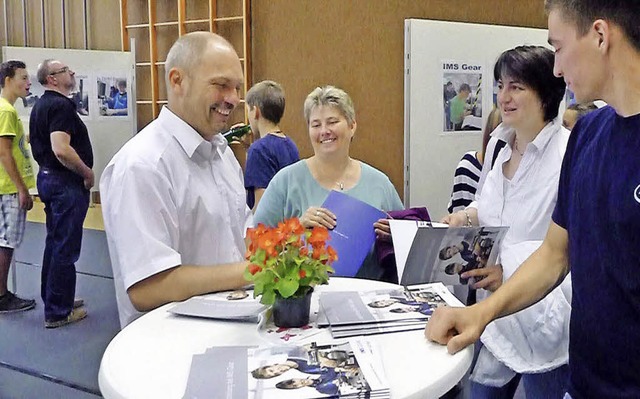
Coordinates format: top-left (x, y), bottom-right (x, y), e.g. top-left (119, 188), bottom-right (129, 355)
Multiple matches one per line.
top-left (272, 288), bottom-right (313, 328)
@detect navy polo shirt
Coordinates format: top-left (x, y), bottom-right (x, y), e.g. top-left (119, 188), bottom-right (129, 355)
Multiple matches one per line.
top-left (29, 90), bottom-right (93, 174)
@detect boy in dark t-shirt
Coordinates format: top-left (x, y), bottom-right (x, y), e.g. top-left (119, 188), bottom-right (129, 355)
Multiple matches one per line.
top-left (244, 80), bottom-right (299, 210)
top-left (425, 2), bottom-right (640, 398)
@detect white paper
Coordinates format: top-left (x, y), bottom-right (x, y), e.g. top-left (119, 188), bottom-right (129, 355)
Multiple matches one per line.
top-left (389, 220), bottom-right (447, 282)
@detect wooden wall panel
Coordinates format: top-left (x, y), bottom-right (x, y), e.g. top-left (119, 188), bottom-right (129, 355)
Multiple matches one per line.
top-left (86, 1), bottom-right (122, 50)
top-left (3, 0), bottom-right (548, 200)
top-left (2, 0), bottom-right (121, 51)
top-left (251, 0), bottom-right (547, 199)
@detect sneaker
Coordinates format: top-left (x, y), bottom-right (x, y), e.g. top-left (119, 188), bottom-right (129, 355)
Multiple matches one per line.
top-left (73, 298), bottom-right (84, 309)
top-left (0, 292), bottom-right (36, 313)
top-left (45, 307), bottom-right (87, 329)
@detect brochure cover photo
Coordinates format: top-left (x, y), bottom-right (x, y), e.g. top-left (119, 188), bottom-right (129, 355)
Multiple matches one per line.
top-left (401, 224), bottom-right (508, 286)
top-left (247, 339), bottom-right (389, 398)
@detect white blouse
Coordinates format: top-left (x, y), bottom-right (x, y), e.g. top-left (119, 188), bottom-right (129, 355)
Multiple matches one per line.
top-left (469, 118), bottom-right (573, 384)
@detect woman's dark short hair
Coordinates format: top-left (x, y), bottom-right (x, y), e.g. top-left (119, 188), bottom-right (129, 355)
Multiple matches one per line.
top-left (493, 45), bottom-right (566, 122)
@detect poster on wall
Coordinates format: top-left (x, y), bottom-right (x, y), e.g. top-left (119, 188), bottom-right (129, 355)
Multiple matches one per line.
top-left (71, 74), bottom-right (90, 119)
top-left (17, 75), bottom-right (45, 118)
top-left (441, 60), bottom-right (483, 133)
top-left (17, 73), bottom-right (90, 120)
top-left (96, 75), bottom-right (129, 118)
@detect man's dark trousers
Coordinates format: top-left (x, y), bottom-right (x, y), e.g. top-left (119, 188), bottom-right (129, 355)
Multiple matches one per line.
top-left (37, 169), bottom-right (89, 322)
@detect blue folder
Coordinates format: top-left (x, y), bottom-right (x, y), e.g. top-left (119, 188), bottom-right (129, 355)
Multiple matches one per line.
top-left (321, 191), bottom-right (387, 277)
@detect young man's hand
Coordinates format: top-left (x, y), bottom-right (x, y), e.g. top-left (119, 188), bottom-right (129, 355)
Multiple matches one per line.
top-left (18, 187), bottom-right (33, 210)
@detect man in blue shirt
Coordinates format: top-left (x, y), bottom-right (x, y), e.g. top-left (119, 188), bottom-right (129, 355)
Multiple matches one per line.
top-left (107, 79), bottom-right (127, 115)
top-left (426, 1), bottom-right (640, 398)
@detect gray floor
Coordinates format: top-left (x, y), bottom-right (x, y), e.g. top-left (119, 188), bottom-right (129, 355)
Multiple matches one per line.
top-left (0, 222), bottom-right (120, 399)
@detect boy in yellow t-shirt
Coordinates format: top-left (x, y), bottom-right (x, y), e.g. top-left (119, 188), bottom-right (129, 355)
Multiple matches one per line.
top-left (0, 60), bottom-right (36, 313)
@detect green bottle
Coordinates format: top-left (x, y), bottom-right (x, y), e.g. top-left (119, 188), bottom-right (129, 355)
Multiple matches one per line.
top-left (222, 124), bottom-right (251, 143)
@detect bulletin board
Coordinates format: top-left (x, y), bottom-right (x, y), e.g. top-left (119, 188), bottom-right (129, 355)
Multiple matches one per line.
top-left (2, 46), bottom-right (136, 191)
top-left (403, 19), bottom-right (551, 219)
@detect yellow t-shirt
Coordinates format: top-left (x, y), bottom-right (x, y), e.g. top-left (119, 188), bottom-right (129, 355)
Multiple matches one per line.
top-left (0, 97), bottom-right (35, 194)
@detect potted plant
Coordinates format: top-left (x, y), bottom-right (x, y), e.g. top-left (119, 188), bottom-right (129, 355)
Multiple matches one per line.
top-left (244, 218), bottom-right (336, 327)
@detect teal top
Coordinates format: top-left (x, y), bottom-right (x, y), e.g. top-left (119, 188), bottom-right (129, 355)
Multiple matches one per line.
top-left (254, 159), bottom-right (403, 226)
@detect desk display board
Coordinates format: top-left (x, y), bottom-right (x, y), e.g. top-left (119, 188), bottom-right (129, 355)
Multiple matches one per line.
top-left (403, 19), bottom-right (550, 218)
top-left (2, 46), bottom-right (136, 191)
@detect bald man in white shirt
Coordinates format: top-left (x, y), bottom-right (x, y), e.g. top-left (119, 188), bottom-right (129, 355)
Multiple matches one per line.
top-left (100, 32), bottom-right (252, 328)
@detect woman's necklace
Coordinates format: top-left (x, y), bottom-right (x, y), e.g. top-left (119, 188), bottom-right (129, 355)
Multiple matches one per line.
top-left (514, 137), bottom-right (525, 156)
top-left (335, 159), bottom-right (352, 191)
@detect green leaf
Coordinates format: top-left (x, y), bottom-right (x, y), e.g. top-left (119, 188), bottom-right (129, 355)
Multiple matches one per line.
top-left (277, 278), bottom-right (299, 298)
top-left (261, 289), bottom-right (276, 305)
top-left (253, 279), bottom-right (265, 296)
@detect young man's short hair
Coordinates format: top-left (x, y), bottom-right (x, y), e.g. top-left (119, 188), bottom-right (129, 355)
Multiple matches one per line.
top-left (245, 80), bottom-right (285, 124)
top-left (458, 83), bottom-right (471, 93)
top-left (0, 60), bottom-right (26, 88)
top-left (545, 0), bottom-right (640, 52)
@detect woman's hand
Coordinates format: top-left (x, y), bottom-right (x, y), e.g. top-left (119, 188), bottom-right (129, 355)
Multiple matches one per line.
top-left (461, 264), bottom-right (503, 292)
top-left (374, 218), bottom-right (392, 241)
top-left (440, 211), bottom-right (468, 227)
top-left (300, 207), bottom-right (336, 229)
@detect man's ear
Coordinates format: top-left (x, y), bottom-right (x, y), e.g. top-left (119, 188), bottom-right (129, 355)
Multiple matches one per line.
top-left (253, 106), bottom-right (261, 120)
top-left (167, 67), bottom-right (185, 95)
top-left (592, 19), bottom-right (611, 53)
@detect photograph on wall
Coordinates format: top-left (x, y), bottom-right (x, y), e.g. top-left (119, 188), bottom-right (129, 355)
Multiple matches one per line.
top-left (96, 76), bottom-right (129, 118)
top-left (441, 60), bottom-right (483, 133)
top-left (16, 73), bottom-right (90, 120)
top-left (15, 75), bottom-right (45, 118)
top-left (71, 74), bottom-right (90, 119)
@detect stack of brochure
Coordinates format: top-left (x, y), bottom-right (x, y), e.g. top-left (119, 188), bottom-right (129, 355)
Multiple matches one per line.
top-left (168, 289), bottom-right (267, 322)
top-left (318, 283), bottom-right (463, 338)
top-left (183, 339), bottom-right (390, 399)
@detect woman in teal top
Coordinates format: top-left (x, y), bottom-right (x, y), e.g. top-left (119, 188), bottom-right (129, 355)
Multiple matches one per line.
top-left (254, 85), bottom-right (403, 279)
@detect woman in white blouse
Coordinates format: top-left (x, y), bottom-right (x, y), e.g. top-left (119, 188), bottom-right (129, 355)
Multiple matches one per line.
top-left (442, 46), bottom-right (571, 398)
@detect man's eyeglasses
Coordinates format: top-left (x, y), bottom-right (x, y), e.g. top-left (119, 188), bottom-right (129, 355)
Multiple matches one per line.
top-left (49, 66), bottom-right (70, 76)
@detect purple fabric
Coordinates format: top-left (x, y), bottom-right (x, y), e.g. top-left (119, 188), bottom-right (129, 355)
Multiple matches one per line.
top-left (375, 207), bottom-right (430, 283)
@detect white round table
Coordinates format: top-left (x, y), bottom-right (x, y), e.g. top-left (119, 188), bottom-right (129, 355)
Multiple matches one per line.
top-left (99, 278), bottom-right (472, 398)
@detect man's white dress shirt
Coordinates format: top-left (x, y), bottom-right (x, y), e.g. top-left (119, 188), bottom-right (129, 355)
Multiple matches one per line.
top-left (100, 106), bottom-right (253, 328)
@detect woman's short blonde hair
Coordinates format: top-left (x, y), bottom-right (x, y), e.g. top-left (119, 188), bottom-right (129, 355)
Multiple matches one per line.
top-left (303, 85), bottom-right (355, 125)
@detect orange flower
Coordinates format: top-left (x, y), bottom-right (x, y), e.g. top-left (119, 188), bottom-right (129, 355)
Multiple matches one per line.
top-left (311, 246), bottom-right (326, 260)
top-left (327, 246), bottom-right (338, 262)
top-left (308, 226), bottom-right (329, 246)
top-left (257, 231), bottom-right (278, 258)
top-left (299, 269), bottom-right (306, 278)
top-left (284, 217), bottom-right (305, 235)
top-left (248, 264), bottom-right (262, 275)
